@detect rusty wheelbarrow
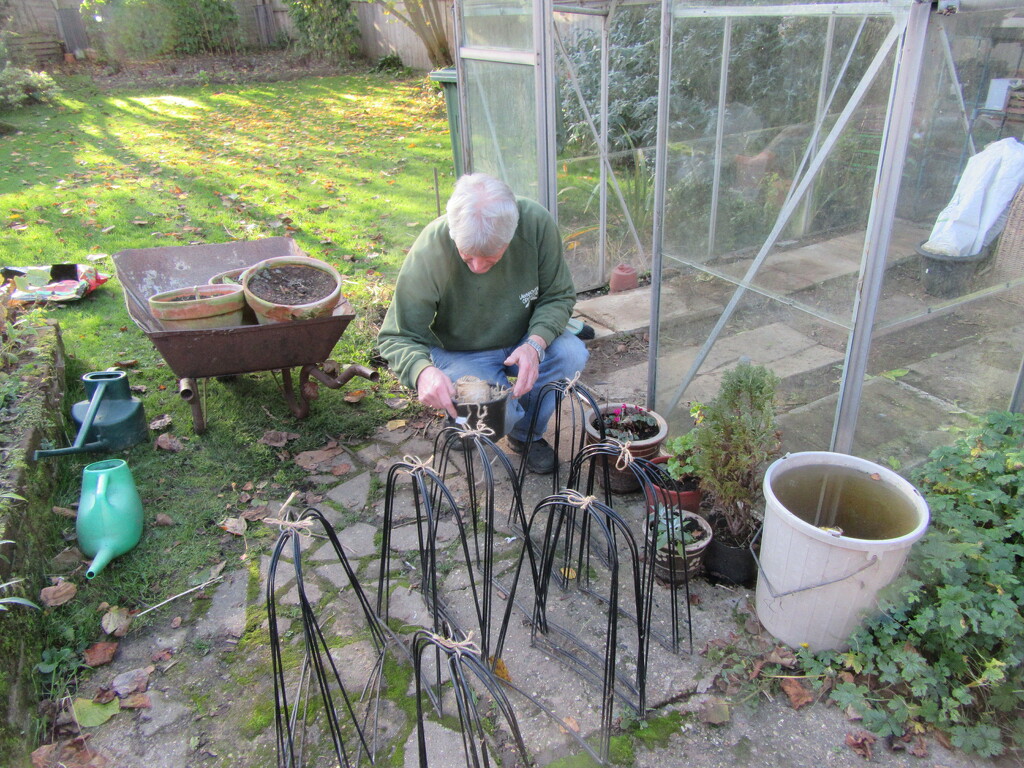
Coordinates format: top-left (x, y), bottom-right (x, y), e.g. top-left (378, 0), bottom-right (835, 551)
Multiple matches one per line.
top-left (112, 238), bottom-right (378, 434)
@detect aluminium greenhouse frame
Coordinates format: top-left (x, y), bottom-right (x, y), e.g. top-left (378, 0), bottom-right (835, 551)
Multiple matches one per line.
top-left (451, 0), bottom-right (1024, 455)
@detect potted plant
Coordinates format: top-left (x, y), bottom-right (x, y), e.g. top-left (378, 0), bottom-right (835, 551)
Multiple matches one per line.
top-left (584, 403), bottom-right (668, 493)
top-left (645, 427), bottom-right (702, 516)
top-left (691, 362), bottom-right (782, 586)
top-left (648, 503), bottom-right (713, 583)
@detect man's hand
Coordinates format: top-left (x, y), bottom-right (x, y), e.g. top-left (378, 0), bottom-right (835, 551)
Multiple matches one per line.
top-left (416, 366), bottom-right (457, 418)
top-left (504, 336), bottom-right (546, 398)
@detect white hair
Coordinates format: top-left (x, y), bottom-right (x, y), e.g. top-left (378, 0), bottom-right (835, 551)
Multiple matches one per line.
top-left (446, 173), bottom-right (519, 256)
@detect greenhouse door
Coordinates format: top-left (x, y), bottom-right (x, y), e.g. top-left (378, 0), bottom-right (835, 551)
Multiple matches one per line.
top-left (454, 0), bottom-right (557, 208)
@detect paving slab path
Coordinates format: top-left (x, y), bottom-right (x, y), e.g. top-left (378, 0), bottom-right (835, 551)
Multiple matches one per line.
top-left (72, 410), bottom-right (1003, 768)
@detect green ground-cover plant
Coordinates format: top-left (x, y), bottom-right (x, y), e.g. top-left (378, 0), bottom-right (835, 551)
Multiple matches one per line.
top-left (0, 67), bottom-right (452, 727)
top-left (810, 411), bottom-right (1024, 758)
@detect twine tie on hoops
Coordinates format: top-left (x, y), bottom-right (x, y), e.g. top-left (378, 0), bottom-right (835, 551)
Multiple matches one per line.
top-left (398, 455), bottom-right (435, 476)
top-left (563, 370), bottom-right (582, 393)
top-left (429, 630), bottom-right (481, 658)
top-left (264, 517), bottom-right (316, 535)
top-left (614, 440), bottom-right (635, 471)
top-left (457, 405), bottom-right (496, 439)
top-left (564, 489), bottom-right (598, 513)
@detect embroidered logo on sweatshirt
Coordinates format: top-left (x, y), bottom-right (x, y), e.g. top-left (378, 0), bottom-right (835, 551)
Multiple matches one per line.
top-left (519, 287), bottom-right (539, 307)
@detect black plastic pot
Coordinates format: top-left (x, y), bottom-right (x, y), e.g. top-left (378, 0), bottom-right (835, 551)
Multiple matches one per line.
top-left (916, 241), bottom-right (987, 299)
top-left (705, 537), bottom-right (757, 587)
top-left (452, 393), bottom-right (508, 439)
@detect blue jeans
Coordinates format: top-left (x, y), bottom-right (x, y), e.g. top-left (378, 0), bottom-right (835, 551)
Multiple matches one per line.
top-left (431, 331), bottom-right (589, 442)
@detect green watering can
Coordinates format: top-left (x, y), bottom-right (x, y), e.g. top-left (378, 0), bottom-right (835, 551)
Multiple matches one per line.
top-left (77, 459), bottom-right (144, 579)
top-left (34, 371), bottom-right (148, 460)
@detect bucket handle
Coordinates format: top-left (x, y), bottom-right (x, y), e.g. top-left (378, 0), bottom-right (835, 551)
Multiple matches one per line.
top-left (750, 526), bottom-right (879, 599)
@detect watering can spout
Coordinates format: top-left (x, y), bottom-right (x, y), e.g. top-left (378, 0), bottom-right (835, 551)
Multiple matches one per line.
top-left (86, 547), bottom-right (116, 579)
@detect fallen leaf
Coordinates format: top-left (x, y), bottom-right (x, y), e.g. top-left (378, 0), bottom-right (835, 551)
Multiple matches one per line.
top-left (845, 704), bottom-right (862, 721)
top-left (258, 430), bottom-right (300, 447)
top-left (385, 397), bottom-right (409, 409)
top-left (559, 567), bottom-right (577, 580)
top-left (870, 472), bottom-right (881, 480)
top-left (93, 687), bottom-right (117, 704)
top-left (241, 505), bottom-right (269, 521)
top-left (111, 666), bottom-right (153, 697)
top-left (330, 462), bottom-right (352, 476)
top-left (154, 513), bottom-right (175, 526)
top-left (846, 730), bottom-right (876, 760)
top-left (558, 715), bottom-right (580, 734)
top-left (83, 642), bottom-right (118, 667)
top-left (934, 730), bottom-right (953, 750)
top-left (101, 606), bottom-right (133, 637)
top-left (152, 648), bottom-right (173, 662)
top-left (155, 433), bottom-right (184, 452)
top-left (149, 414), bottom-right (173, 431)
top-left (386, 419), bottom-right (406, 431)
top-left (489, 657), bottom-right (511, 682)
top-left (343, 389), bottom-right (367, 403)
top-left (115, 359), bottom-right (137, 368)
top-left (51, 547), bottom-right (83, 571)
top-left (765, 646), bottom-right (798, 668)
top-left (219, 517), bottom-right (247, 536)
top-left (170, 616), bottom-right (182, 628)
top-left (699, 696), bottom-right (731, 725)
top-left (73, 697), bottom-right (120, 727)
top-left (40, 578), bottom-right (77, 607)
top-left (908, 736), bottom-right (928, 758)
top-left (120, 693), bottom-right (151, 709)
top-left (779, 677), bottom-right (814, 709)
top-left (52, 505), bottom-right (77, 518)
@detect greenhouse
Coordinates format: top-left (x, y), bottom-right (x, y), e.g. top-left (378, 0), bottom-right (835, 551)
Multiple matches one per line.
top-left (446, 0), bottom-right (1024, 466)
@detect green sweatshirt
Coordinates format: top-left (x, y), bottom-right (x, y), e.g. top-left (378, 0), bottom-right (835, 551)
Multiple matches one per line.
top-left (377, 198), bottom-right (576, 390)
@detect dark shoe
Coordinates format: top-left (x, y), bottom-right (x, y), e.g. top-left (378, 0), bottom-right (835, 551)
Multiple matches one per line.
top-left (507, 436), bottom-right (556, 475)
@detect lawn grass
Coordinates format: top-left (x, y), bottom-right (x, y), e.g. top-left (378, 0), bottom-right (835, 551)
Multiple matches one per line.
top-left (1, 68), bottom-right (452, 675)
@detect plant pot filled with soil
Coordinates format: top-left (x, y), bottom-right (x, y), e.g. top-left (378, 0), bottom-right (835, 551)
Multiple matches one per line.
top-left (243, 256), bottom-right (342, 324)
top-left (649, 507), bottom-right (713, 583)
top-left (584, 403), bottom-right (668, 493)
top-left (148, 284), bottom-right (246, 330)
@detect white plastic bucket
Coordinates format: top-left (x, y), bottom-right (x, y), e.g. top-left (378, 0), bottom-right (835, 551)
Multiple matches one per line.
top-left (755, 452), bottom-right (929, 651)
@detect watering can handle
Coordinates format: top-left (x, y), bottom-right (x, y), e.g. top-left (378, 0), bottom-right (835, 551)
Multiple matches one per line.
top-left (96, 472), bottom-right (108, 501)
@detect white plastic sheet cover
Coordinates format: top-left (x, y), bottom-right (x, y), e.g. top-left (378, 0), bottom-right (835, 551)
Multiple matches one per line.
top-left (923, 137), bottom-right (1024, 258)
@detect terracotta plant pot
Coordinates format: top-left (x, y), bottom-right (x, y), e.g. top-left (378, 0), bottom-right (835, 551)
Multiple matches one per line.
top-left (650, 511), bottom-right (713, 583)
top-left (148, 284), bottom-right (245, 330)
top-left (243, 256), bottom-right (342, 324)
top-left (583, 403), bottom-right (668, 493)
top-left (209, 268), bottom-right (257, 324)
top-left (644, 455), bottom-right (702, 515)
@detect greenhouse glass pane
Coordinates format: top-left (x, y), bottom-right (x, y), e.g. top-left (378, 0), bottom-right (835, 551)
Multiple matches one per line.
top-left (463, 0), bottom-right (533, 51)
top-left (654, 8), bottom-right (903, 454)
top-left (555, 5), bottom-right (661, 289)
top-left (463, 58), bottom-right (539, 198)
top-left (853, 9), bottom-right (1024, 464)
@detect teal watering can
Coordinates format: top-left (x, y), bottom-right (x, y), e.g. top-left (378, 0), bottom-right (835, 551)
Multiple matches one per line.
top-left (34, 371), bottom-right (148, 460)
top-left (77, 459), bottom-right (144, 579)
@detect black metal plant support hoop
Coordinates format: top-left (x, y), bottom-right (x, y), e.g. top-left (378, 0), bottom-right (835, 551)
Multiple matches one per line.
top-left (266, 507), bottom-right (389, 768)
top-left (567, 441), bottom-right (695, 655)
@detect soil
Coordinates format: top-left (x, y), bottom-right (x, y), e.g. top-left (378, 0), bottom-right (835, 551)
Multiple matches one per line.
top-left (245, 264), bottom-right (336, 305)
